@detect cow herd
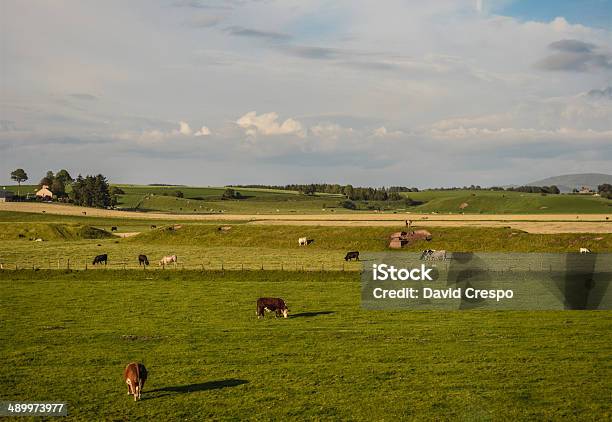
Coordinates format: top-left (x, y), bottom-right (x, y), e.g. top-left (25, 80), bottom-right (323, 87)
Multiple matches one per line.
top-left (92, 254), bottom-right (178, 267)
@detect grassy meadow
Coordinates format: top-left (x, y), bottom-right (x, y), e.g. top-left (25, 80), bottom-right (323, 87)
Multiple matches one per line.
top-left (2, 270), bottom-right (611, 420)
top-left (1, 201), bottom-right (611, 420)
top-left (114, 186), bottom-right (612, 215)
top-left (0, 217), bottom-right (611, 271)
top-left (4, 184), bottom-right (611, 214)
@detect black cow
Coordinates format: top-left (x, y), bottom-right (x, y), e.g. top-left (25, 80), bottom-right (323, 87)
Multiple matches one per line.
top-left (344, 251), bottom-right (360, 261)
top-left (150, 225), bottom-right (157, 229)
top-left (256, 297), bottom-right (289, 319)
top-left (111, 226), bottom-right (118, 232)
top-left (92, 254), bottom-right (108, 265)
top-left (138, 254), bottom-right (149, 266)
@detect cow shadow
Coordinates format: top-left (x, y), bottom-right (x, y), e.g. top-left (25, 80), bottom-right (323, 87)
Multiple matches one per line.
top-left (144, 379), bottom-right (248, 399)
top-left (291, 311), bottom-right (334, 318)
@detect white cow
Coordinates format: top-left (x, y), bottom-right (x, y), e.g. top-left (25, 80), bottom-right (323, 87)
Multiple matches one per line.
top-left (298, 237), bottom-right (308, 246)
top-left (159, 255), bottom-right (178, 266)
top-left (579, 248), bottom-right (591, 254)
top-left (420, 249), bottom-right (447, 260)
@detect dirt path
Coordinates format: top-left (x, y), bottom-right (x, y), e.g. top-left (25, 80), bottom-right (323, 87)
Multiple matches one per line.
top-left (247, 219), bottom-right (611, 233)
top-left (113, 232), bottom-right (140, 238)
top-left (1, 202), bottom-right (610, 233)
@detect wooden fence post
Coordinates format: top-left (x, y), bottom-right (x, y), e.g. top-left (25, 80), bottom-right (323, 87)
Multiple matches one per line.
top-left (67, 259), bottom-right (70, 270)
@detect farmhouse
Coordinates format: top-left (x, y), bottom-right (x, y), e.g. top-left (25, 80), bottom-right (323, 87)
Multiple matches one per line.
top-left (36, 185), bottom-right (53, 200)
top-left (0, 190), bottom-right (14, 202)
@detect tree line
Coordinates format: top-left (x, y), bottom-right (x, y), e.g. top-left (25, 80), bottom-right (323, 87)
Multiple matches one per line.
top-left (232, 184), bottom-right (420, 201)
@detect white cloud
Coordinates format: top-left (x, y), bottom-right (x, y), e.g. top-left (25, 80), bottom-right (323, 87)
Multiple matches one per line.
top-left (115, 121), bottom-right (211, 143)
top-left (177, 121), bottom-right (193, 136)
top-left (372, 126), bottom-right (404, 137)
top-left (309, 123), bottom-right (353, 140)
top-left (195, 125), bottom-right (211, 136)
top-left (236, 111), bottom-right (305, 137)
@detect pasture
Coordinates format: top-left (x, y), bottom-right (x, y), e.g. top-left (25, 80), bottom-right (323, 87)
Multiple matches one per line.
top-left (0, 220), bottom-right (611, 271)
top-left (1, 270), bottom-right (611, 420)
top-left (114, 186), bottom-right (612, 215)
top-left (4, 184), bottom-right (612, 214)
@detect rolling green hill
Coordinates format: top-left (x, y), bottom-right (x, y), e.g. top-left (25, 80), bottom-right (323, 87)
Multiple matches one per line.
top-left (404, 189), bottom-right (612, 214)
top-left (2, 184), bottom-right (611, 214)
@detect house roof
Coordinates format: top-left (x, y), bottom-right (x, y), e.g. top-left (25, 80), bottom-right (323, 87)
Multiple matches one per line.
top-left (36, 186), bottom-right (53, 196)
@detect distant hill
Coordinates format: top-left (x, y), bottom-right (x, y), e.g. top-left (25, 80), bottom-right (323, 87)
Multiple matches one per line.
top-left (527, 173), bottom-right (612, 193)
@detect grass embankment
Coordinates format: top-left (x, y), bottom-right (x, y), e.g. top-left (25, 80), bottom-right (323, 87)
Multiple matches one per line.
top-left (0, 223), bottom-right (111, 241)
top-left (1, 270), bottom-right (610, 420)
top-left (0, 223), bottom-right (610, 271)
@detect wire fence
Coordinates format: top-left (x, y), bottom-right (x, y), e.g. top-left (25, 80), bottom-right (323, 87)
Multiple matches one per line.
top-left (0, 258), bottom-right (362, 272)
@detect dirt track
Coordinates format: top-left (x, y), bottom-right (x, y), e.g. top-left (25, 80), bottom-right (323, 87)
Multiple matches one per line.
top-left (1, 202), bottom-right (611, 234)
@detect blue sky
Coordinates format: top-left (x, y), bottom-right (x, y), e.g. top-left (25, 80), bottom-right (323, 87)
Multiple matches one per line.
top-left (1, 1), bottom-right (611, 187)
top-left (497, 0), bottom-right (612, 29)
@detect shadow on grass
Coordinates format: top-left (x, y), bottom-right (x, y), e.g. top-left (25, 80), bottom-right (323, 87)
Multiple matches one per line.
top-left (145, 379), bottom-right (248, 399)
top-left (291, 311), bottom-right (334, 318)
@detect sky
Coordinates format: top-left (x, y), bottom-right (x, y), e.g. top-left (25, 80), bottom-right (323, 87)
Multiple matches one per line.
top-left (1, 0), bottom-right (611, 188)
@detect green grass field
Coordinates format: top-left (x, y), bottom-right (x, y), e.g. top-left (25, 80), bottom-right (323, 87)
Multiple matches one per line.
top-left (4, 184), bottom-right (611, 214)
top-left (0, 221), bottom-right (610, 271)
top-left (1, 270), bottom-right (610, 420)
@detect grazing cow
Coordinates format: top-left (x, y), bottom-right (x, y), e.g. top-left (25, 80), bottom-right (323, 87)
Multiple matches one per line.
top-left (256, 297), bottom-right (289, 319)
top-left (298, 237), bottom-right (313, 246)
top-left (82, 211), bottom-right (87, 215)
top-left (420, 249), bottom-right (447, 260)
top-left (159, 255), bottom-right (178, 267)
top-left (123, 362), bottom-right (148, 401)
top-left (92, 254), bottom-right (108, 265)
top-left (580, 248), bottom-right (591, 254)
top-left (111, 226), bottom-right (118, 232)
top-left (344, 251), bottom-right (360, 261)
top-left (138, 255), bottom-right (149, 266)
top-left (405, 219), bottom-right (411, 227)
top-left (150, 225), bottom-right (157, 229)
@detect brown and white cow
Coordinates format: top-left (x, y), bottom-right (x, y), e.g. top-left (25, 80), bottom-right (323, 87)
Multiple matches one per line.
top-left (159, 255), bottom-right (178, 267)
top-left (256, 297), bottom-right (289, 319)
top-left (123, 362), bottom-right (148, 401)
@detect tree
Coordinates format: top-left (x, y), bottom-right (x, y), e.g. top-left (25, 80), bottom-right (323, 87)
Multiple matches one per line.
top-left (55, 169), bottom-right (73, 185)
top-left (110, 186), bottom-right (125, 196)
top-left (343, 185), bottom-right (354, 200)
top-left (10, 168), bottom-right (28, 198)
top-left (39, 176), bottom-right (54, 188)
top-left (175, 190), bottom-right (184, 198)
top-left (300, 184), bottom-right (316, 195)
top-left (222, 188), bottom-right (242, 199)
top-left (51, 179), bottom-right (65, 197)
top-left (599, 184), bottom-right (612, 199)
top-left (70, 174), bottom-right (113, 208)
top-left (339, 199), bottom-right (357, 210)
